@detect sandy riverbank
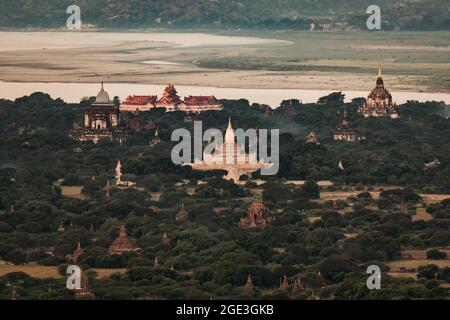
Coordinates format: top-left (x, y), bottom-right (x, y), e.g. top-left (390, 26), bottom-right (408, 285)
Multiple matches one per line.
top-left (0, 30), bottom-right (448, 93)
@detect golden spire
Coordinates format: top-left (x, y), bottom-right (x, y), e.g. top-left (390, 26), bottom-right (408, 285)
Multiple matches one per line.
top-left (378, 67), bottom-right (382, 78)
top-left (227, 117), bottom-right (232, 130)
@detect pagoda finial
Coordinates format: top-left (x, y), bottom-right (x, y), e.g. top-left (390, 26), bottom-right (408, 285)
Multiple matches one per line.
top-left (378, 67), bottom-right (382, 78)
top-left (227, 117), bottom-right (232, 130)
top-left (101, 81), bottom-right (104, 91)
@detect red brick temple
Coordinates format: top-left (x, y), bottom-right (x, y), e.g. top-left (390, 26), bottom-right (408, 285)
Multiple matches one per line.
top-left (358, 68), bottom-right (399, 118)
top-left (108, 225), bottom-right (140, 254)
top-left (239, 201), bottom-right (272, 228)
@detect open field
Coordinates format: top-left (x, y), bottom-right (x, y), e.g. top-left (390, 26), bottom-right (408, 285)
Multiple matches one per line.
top-left (0, 261), bottom-right (126, 279)
top-left (0, 30), bottom-right (448, 92)
top-left (60, 186), bottom-right (86, 199)
top-left (387, 249), bottom-right (450, 280)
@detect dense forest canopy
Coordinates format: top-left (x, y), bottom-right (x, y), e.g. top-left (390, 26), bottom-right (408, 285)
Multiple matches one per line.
top-left (0, 0), bottom-right (449, 30)
top-left (0, 92), bottom-right (450, 299)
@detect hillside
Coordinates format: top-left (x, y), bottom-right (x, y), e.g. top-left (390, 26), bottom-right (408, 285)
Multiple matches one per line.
top-left (0, 0), bottom-right (449, 30)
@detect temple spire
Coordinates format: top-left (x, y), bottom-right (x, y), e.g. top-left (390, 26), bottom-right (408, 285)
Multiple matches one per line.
top-left (244, 274), bottom-right (254, 293)
top-left (10, 286), bottom-right (17, 300)
top-left (378, 67), bottom-right (382, 78)
top-left (101, 81), bottom-right (104, 91)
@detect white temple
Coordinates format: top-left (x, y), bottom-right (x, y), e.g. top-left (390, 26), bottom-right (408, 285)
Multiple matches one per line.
top-left (185, 118), bottom-right (271, 182)
top-left (115, 160), bottom-right (136, 187)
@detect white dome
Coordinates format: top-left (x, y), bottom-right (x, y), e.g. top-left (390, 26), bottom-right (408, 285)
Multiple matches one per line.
top-left (95, 83), bottom-right (110, 104)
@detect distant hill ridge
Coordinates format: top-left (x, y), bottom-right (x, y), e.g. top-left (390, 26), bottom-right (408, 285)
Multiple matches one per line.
top-left (0, 0), bottom-right (449, 30)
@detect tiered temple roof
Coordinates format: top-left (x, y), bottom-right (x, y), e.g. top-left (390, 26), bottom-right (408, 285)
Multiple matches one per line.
top-left (108, 225), bottom-right (139, 254)
top-left (358, 68), bottom-right (398, 118)
top-left (156, 84), bottom-right (183, 111)
top-left (120, 95), bottom-right (158, 112)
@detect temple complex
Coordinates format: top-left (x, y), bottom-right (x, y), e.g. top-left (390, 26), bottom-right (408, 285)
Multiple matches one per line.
top-left (358, 69), bottom-right (398, 118)
top-left (176, 203), bottom-right (188, 222)
top-left (333, 108), bottom-right (366, 142)
top-left (72, 241), bottom-right (83, 263)
top-left (108, 225), bottom-right (140, 254)
top-left (71, 83), bottom-right (127, 143)
top-left (185, 118), bottom-right (272, 182)
top-left (306, 131), bottom-right (320, 145)
top-left (120, 84), bottom-right (223, 113)
top-left (239, 201), bottom-right (272, 228)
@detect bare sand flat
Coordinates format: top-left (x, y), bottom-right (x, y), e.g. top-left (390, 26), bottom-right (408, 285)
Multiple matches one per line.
top-left (0, 260), bottom-right (126, 279)
top-left (0, 30), bottom-right (448, 96)
top-left (387, 259), bottom-right (450, 272)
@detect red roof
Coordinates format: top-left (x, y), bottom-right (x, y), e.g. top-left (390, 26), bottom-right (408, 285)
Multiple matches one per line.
top-left (183, 95), bottom-right (219, 106)
top-left (124, 95), bottom-right (157, 105)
